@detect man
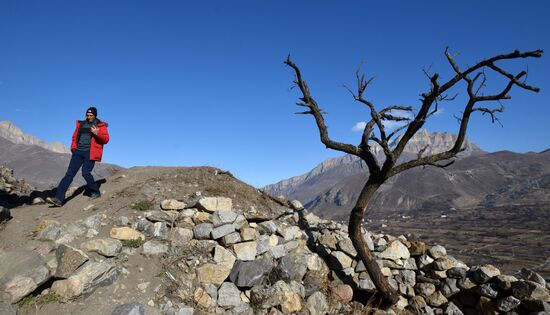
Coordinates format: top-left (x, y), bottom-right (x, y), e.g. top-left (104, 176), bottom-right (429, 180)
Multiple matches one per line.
top-left (46, 107), bottom-right (110, 207)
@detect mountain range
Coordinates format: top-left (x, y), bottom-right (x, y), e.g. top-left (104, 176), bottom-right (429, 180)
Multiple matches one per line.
top-left (263, 130), bottom-right (550, 221)
top-left (0, 120), bottom-right (122, 190)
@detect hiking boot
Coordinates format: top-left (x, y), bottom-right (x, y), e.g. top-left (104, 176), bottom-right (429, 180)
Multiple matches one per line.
top-left (89, 193), bottom-right (101, 199)
top-left (46, 197), bottom-right (63, 207)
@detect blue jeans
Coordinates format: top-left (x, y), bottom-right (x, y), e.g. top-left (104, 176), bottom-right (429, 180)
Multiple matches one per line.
top-left (55, 150), bottom-right (99, 202)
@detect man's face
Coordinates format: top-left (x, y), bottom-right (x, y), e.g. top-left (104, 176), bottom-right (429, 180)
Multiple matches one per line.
top-left (86, 113), bottom-right (95, 122)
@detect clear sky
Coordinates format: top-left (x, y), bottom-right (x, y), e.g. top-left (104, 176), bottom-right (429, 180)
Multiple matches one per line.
top-left (1, 1), bottom-right (549, 187)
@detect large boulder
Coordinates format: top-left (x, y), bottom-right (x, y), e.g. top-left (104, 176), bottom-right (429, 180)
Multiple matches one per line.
top-left (0, 251), bottom-right (51, 303)
top-left (230, 256), bottom-right (274, 288)
top-left (55, 244), bottom-right (89, 278)
top-left (51, 260), bottom-right (119, 301)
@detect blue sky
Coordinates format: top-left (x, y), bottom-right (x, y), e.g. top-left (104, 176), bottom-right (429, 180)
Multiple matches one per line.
top-left (1, 1), bottom-right (549, 187)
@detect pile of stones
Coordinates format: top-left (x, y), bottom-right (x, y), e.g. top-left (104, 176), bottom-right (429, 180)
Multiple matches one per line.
top-left (1, 195), bottom-right (549, 315)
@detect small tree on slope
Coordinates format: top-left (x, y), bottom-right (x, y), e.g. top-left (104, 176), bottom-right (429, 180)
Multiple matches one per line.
top-left (284, 48), bottom-right (542, 306)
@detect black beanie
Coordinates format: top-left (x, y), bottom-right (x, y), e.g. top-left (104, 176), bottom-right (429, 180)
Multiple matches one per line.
top-left (86, 107), bottom-right (98, 117)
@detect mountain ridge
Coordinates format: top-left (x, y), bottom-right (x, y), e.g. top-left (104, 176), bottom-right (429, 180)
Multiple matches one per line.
top-left (0, 120), bottom-right (71, 154)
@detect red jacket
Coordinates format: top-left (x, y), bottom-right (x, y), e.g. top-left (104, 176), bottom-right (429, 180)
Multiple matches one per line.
top-left (70, 119), bottom-right (110, 161)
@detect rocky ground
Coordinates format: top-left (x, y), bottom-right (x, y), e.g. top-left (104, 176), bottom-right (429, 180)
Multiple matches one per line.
top-left (1, 166), bottom-right (549, 314)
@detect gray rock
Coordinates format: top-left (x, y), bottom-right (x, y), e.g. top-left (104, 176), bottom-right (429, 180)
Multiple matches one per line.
top-left (256, 235), bottom-right (272, 255)
top-left (428, 245), bottom-right (447, 259)
top-left (257, 221), bottom-right (277, 235)
top-left (284, 240), bottom-right (301, 252)
top-left (233, 241), bottom-right (257, 261)
top-left (470, 264), bottom-right (500, 284)
top-left (111, 302), bottom-right (145, 315)
top-left (396, 270), bottom-right (416, 286)
top-left (170, 227), bottom-right (194, 246)
top-left (306, 291), bottom-right (328, 315)
top-left (496, 295), bottom-right (521, 312)
top-left (0, 303), bottom-right (17, 315)
top-left (204, 283), bottom-right (218, 302)
top-left (144, 210), bottom-right (177, 223)
top-left (359, 276), bottom-right (376, 291)
top-left (337, 238), bottom-right (357, 257)
top-left (193, 223), bottom-right (213, 240)
top-left (290, 200), bottom-right (304, 211)
top-left (355, 260), bottom-right (366, 273)
top-left (211, 224), bottom-right (235, 239)
top-left (433, 257), bottom-right (457, 271)
top-left (0, 251), bottom-right (51, 303)
top-left (403, 257), bottom-right (418, 270)
top-left (417, 254), bottom-right (434, 269)
top-left (318, 234), bottom-right (337, 250)
top-left (136, 218), bottom-right (154, 237)
top-left (415, 282), bottom-right (436, 297)
top-left (379, 240), bottom-right (410, 261)
top-left (36, 223), bottom-right (61, 241)
top-left (52, 260), bottom-right (119, 300)
top-left (494, 274), bottom-right (518, 291)
top-left (268, 245), bottom-right (287, 259)
top-left (152, 222), bottom-right (169, 239)
top-left (142, 241), bottom-right (168, 256)
top-left (55, 244), bottom-right (89, 278)
top-left (217, 282), bottom-right (242, 308)
top-left (447, 267), bottom-right (468, 279)
top-left (276, 254), bottom-right (308, 281)
top-left (515, 267), bottom-right (546, 287)
top-left (0, 207), bottom-right (11, 223)
top-left (407, 295), bottom-right (428, 314)
top-left (444, 302), bottom-right (464, 315)
top-left (478, 283), bottom-right (499, 298)
top-left (279, 226), bottom-right (302, 242)
top-left (81, 239), bottom-right (123, 257)
top-left (512, 280), bottom-right (550, 301)
top-left (221, 232), bottom-right (242, 246)
top-left (212, 211), bottom-right (238, 227)
top-left (160, 199), bottom-right (186, 210)
top-left (229, 256), bottom-right (274, 288)
top-left (329, 251), bottom-right (353, 269)
top-left (426, 291), bottom-right (448, 307)
top-left (363, 229), bottom-right (375, 251)
top-left (440, 278), bottom-right (460, 298)
top-left (457, 277), bottom-right (476, 291)
top-left (119, 216), bottom-right (130, 226)
top-left (175, 306), bottom-right (194, 315)
top-left (83, 214), bottom-right (102, 230)
top-left (232, 214), bottom-right (248, 230)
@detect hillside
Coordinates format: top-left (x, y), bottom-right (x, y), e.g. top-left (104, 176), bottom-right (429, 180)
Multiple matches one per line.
top-left (1, 166), bottom-right (549, 315)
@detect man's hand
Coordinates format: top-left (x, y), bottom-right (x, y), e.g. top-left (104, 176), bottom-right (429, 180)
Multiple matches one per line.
top-left (91, 125), bottom-right (99, 135)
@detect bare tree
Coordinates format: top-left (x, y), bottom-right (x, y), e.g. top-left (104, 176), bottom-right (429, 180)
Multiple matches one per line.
top-left (284, 48), bottom-right (542, 305)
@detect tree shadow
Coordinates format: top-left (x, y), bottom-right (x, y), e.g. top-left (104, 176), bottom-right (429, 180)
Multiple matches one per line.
top-left (0, 179), bottom-right (106, 209)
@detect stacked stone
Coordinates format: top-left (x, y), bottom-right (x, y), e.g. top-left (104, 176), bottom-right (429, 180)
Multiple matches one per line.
top-left (0, 165), bottom-right (34, 195)
top-left (2, 195), bottom-right (549, 315)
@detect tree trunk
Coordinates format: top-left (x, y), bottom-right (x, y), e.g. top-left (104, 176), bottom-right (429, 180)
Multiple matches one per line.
top-left (348, 179), bottom-right (399, 306)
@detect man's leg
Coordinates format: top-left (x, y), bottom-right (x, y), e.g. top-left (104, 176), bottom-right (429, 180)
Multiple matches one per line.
top-left (55, 151), bottom-right (85, 202)
top-left (82, 153), bottom-right (100, 197)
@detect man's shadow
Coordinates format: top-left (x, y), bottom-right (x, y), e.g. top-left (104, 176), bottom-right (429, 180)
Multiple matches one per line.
top-left (0, 179), bottom-right (106, 210)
